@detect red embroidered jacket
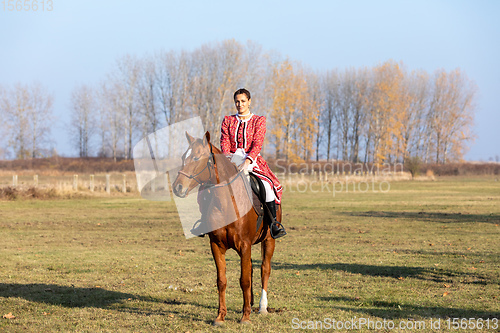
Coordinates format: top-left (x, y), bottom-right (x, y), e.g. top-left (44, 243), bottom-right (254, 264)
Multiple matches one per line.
top-left (220, 114), bottom-right (282, 204)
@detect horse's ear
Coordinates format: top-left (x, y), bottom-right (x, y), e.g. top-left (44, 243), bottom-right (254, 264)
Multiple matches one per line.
top-left (185, 131), bottom-right (195, 145)
top-left (203, 131), bottom-right (211, 146)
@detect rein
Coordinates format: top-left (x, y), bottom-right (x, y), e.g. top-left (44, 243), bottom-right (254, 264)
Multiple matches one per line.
top-left (209, 169), bottom-right (246, 189)
top-left (178, 140), bottom-right (255, 230)
top-left (178, 142), bottom-right (244, 191)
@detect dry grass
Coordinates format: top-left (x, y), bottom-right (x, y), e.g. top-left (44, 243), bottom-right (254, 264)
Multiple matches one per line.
top-left (426, 162), bottom-right (500, 176)
top-left (0, 172), bottom-right (138, 196)
top-left (0, 187), bottom-right (59, 200)
top-left (0, 177), bottom-right (498, 332)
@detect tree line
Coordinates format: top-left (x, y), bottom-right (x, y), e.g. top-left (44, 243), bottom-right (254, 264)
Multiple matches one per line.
top-left (0, 39), bottom-right (476, 164)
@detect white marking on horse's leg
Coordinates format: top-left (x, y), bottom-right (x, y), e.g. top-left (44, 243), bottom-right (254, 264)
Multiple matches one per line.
top-left (259, 289), bottom-right (268, 314)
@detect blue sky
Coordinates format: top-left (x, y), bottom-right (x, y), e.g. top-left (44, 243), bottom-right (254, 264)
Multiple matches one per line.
top-left (1, 0), bottom-right (499, 160)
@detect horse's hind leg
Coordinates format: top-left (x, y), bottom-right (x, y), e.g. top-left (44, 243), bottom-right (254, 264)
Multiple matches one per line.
top-left (259, 237), bottom-right (276, 314)
top-left (211, 242), bottom-right (227, 326)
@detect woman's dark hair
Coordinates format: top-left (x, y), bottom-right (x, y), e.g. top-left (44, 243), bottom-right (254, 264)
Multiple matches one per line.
top-left (234, 88), bottom-right (251, 100)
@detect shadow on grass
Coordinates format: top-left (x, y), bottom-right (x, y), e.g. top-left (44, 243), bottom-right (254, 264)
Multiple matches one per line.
top-left (319, 296), bottom-right (500, 319)
top-left (0, 283), bottom-right (134, 308)
top-left (0, 283), bottom-right (215, 322)
top-left (269, 262), bottom-right (491, 285)
top-left (342, 211), bottom-right (500, 224)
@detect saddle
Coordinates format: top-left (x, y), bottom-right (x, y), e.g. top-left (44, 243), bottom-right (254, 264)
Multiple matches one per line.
top-left (248, 172), bottom-right (271, 230)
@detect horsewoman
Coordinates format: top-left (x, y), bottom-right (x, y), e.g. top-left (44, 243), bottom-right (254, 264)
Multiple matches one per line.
top-left (219, 88), bottom-right (286, 239)
top-left (172, 91), bottom-right (286, 323)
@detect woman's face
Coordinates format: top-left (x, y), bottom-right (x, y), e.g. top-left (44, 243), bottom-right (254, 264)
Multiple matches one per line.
top-left (234, 94), bottom-right (251, 115)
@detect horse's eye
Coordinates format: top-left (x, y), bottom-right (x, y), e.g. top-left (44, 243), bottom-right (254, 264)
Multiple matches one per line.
top-left (193, 156), bottom-right (200, 161)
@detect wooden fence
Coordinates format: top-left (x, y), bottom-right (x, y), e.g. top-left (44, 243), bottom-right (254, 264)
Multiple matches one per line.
top-left (6, 173), bottom-right (133, 194)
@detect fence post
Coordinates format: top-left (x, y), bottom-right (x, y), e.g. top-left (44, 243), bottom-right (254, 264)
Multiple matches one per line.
top-left (73, 175), bottom-right (78, 191)
top-left (90, 175), bottom-right (94, 192)
top-left (34, 175), bottom-right (38, 187)
top-left (166, 172), bottom-right (174, 197)
top-left (106, 174), bottom-right (110, 194)
top-left (122, 174), bottom-right (127, 193)
top-left (13, 175), bottom-right (18, 187)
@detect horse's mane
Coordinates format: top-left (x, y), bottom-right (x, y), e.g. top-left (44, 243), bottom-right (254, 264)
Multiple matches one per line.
top-left (208, 142), bottom-right (239, 183)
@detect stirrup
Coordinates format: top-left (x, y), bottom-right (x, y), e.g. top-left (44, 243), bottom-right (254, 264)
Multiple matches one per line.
top-left (191, 219), bottom-right (206, 237)
top-left (270, 221), bottom-right (287, 239)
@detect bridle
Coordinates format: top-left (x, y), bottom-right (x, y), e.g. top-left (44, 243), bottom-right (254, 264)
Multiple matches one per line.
top-left (177, 140), bottom-right (246, 222)
top-left (177, 142), bottom-right (218, 186)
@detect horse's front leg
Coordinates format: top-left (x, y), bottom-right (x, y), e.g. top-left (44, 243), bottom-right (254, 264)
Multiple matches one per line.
top-left (259, 237), bottom-right (276, 314)
top-left (210, 241), bottom-right (227, 326)
top-left (239, 243), bottom-right (252, 323)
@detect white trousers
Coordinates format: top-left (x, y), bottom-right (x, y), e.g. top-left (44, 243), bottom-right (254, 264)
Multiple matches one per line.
top-left (230, 148), bottom-right (276, 203)
top-left (261, 179), bottom-right (276, 202)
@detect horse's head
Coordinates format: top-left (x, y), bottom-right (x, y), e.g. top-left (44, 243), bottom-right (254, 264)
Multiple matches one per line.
top-left (172, 131), bottom-right (215, 198)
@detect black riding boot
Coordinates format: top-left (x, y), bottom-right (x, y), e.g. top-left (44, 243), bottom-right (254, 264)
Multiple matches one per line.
top-left (267, 201), bottom-right (287, 239)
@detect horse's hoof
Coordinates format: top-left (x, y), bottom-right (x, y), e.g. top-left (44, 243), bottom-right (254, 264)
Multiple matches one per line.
top-left (213, 320), bottom-right (224, 327)
top-left (239, 319), bottom-right (251, 325)
top-left (259, 309), bottom-right (268, 315)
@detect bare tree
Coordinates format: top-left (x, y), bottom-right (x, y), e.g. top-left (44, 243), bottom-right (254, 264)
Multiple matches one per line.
top-left (156, 50), bottom-right (192, 125)
top-left (29, 83), bottom-right (54, 158)
top-left (428, 69), bottom-right (476, 163)
top-left (0, 84), bottom-right (9, 159)
top-left (2, 84), bottom-right (30, 159)
top-left (70, 84), bottom-right (96, 157)
top-left (349, 68), bottom-right (368, 163)
top-left (321, 70), bottom-right (339, 162)
top-left (191, 40), bottom-right (247, 144)
top-left (402, 69), bottom-right (430, 161)
top-left (137, 56), bottom-right (162, 137)
top-left (97, 81), bottom-right (124, 161)
top-left (1, 82), bottom-right (53, 159)
top-left (324, 67), bottom-right (367, 162)
top-left (111, 54), bottom-right (141, 159)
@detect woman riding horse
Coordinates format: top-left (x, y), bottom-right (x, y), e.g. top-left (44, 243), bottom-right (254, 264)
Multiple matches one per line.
top-left (220, 88), bottom-right (286, 239)
top-left (172, 130), bottom-right (284, 324)
top-left (172, 88), bottom-right (287, 324)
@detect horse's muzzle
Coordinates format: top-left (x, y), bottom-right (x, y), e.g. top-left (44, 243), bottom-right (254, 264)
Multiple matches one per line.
top-left (173, 183), bottom-right (187, 198)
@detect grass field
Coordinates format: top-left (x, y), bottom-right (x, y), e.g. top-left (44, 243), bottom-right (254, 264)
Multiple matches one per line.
top-left (0, 177), bottom-right (499, 332)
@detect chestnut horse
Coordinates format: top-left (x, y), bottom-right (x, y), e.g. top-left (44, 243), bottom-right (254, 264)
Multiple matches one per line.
top-left (172, 131), bottom-right (280, 325)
